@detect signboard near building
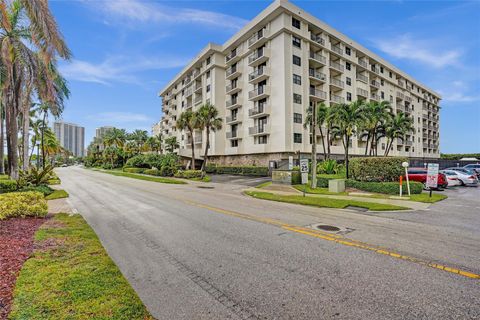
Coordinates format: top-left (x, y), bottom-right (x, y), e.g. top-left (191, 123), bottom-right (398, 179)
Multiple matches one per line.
top-left (426, 163), bottom-right (439, 189)
top-left (300, 159), bottom-right (308, 185)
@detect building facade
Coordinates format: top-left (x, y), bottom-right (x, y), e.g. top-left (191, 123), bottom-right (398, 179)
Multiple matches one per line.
top-left (53, 121), bottom-right (85, 157)
top-left (95, 126), bottom-right (114, 140)
top-left (156, 0), bottom-right (440, 166)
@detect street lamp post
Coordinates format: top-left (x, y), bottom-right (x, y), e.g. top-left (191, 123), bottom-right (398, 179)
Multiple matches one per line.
top-left (402, 161), bottom-right (411, 196)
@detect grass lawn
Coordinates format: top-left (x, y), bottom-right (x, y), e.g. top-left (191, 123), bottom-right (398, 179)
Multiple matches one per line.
top-left (9, 213), bottom-right (153, 320)
top-left (189, 175), bottom-right (212, 183)
top-left (45, 189), bottom-right (69, 200)
top-left (293, 185), bottom-right (348, 195)
top-left (407, 192), bottom-right (448, 203)
top-left (47, 179), bottom-right (61, 185)
top-left (100, 170), bottom-right (186, 184)
top-left (255, 181), bottom-right (272, 189)
top-left (245, 191), bottom-right (409, 211)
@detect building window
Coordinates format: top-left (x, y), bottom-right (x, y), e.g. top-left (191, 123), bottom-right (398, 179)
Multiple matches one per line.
top-left (293, 74), bottom-right (302, 85)
top-left (381, 91), bottom-right (385, 99)
top-left (206, 85), bottom-right (211, 92)
top-left (206, 70), bottom-right (210, 79)
top-left (292, 17), bottom-right (301, 29)
top-left (380, 66), bottom-right (384, 73)
top-left (293, 93), bottom-right (302, 104)
top-left (346, 62), bottom-right (351, 70)
top-left (345, 47), bottom-right (351, 55)
top-left (389, 71), bottom-right (393, 78)
top-left (294, 133), bottom-right (302, 143)
top-left (347, 92), bottom-right (352, 101)
top-left (206, 56), bottom-right (211, 65)
top-left (381, 79), bottom-right (384, 86)
top-left (292, 36), bottom-right (301, 48)
top-left (231, 140), bottom-right (238, 147)
top-left (293, 55), bottom-right (301, 66)
top-left (293, 113), bottom-right (302, 123)
top-left (346, 77), bottom-right (351, 86)
top-left (258, 136), bottom-right (268, 144)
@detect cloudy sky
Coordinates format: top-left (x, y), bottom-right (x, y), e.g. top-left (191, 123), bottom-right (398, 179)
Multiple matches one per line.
top-left (52, 0), bottom-right (480, 153)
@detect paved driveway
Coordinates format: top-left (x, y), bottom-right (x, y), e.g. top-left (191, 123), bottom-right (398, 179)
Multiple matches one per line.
top-left (209, 174), bottom-right (271, 187)
top-left (56, 167), bottom-right (480, 320)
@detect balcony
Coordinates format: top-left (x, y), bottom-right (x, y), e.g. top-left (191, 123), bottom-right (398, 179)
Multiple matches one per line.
top-left (194, 82), bottom-right (202, 93)
top-left (370, 80), bottom-right (380, 89)
top-left (309, 51), bottom-right (327, 65)
top-left (396, 91), bottom-right (405, 100)
top-left (248, 67), bottom-right (269, 83)
top-left (397, 138), bottom-right (404, 145)
top-left (192, 69), bottom-right (201, 79)
top-left (371, 66), bottom-right (380, 74)
top-left (226, 82), bottom-right (241, 94)
top-left (194, 135), bottom-right (202, 145)
top-left (249, 105), bottom-right (269, 118)
top-left (226, 65), bottom-right (241, 80)
top-left (226, 115), bottom-right (241, 124)
top-left (194, 96), bottom-right (203, 106)
top-left (330, 77), bottom-right (345, 89)
top-left (249, 125), bottom-right (269, 136)
top-left (185, 87), bottom-right (193, 98)
top-left (396, 104), bottom-right (405, 112)
top-left (248, 28), bottom-right (268, 48)
top-left (309, 69), bottom-right (327, 83)
top-left (331, 44), bottom-right (343, 56)
top-left (423, 143), bottom-right (430, 149)
top-left (309, 88), bottom-right (327, 100)
top-left (226, 47), bottom-right (242, 64)
top-left (226, 131), bottom-right (238, 139)
top-left (370, 93), bottom-right (379, 101)
top-left (405, 95), bottom-right (412, 103)
top-left (226, 98), bottom-right (242, 109)
top-left (248, 48), bottom-right (269, 66)
top-left (397, 79), bottom-right (405, 88)
top-left (330, 94), bottom-right (344, 104)
top-left (358, 59), bottom-right (369, 69)
top-left (356, 73), bottom-right (368, 83)
top-left (329, 60), bottom-right (344, 73)
top-left (248, 86), bottom-right (269, 101)
top-left (356, 88), bottom-right (368, 98)
top-left (310, 34), bottom-right (326, 46)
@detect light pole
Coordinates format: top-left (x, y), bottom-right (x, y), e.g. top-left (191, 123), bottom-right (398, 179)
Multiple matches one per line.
top-left (402, 161), bottom-right (411, 196)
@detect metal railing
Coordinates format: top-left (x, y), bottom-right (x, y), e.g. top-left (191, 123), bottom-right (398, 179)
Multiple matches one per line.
top-left (310, 88), bottom-right (327, 100)
top-left (329, 61), bottom-right (344, 72)
top-left (309, 51), bottom-right (327, 64)
top-left (310, 34), bottom-right (325, 46)
top-left (309, 69), bottom-right (327, 81)
top-left (330, 77), bottom-right (345, 88)
top-left (356, 74), bottom-right (368, 83)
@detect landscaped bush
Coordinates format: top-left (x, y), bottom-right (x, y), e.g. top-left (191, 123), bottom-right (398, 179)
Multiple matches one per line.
top-left (317, 159), bottom-right (341, 174)
top-left (0, 191), bottom-right (48, 220)
top-left (291, 170), bottom-right (301, 185)
top-left (18, 185), bottom-right (54, 197)
top-left (0, 174), bottom-right (9, 180)
top-left (123, 167), bottom-right (145, 174)
top-left (346, 179), bottom-right (423, 195)
top-left (0, 179), bottom-right (17, 193)
top-left (124, 153), bottom-right (180, 176)
top-left (207, 165), bottom-right (269, 177)
top-left (175, 170), bottom-right (203, 179)
top-left (125, 155), bottom-right (151, 169)
top-left (144, 168), bottom-right (161, 176)
top-left (349, 157), bottom-right (407, 182)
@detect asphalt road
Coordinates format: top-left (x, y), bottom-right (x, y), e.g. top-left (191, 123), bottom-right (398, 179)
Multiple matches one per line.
top-left (57, 167), bottom-right (480, 320)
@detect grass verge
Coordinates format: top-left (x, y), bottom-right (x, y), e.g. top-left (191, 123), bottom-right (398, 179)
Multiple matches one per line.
top-left (100, 170), bottom-right (186, 184)
top-left (245, 191), bottom-right (409, 211)
top-left (407, 193), bottom-right (448, 203)
top-left (44, 189), bottom-right (69, 200)
top-left (255, 181), bottom-right (272, 189)
top-left (47, 179), bottom-right (61, 185)
top-left (9, 213), bottom-right (153, 320)
top-left (293, 185), bottom-right (348, 195)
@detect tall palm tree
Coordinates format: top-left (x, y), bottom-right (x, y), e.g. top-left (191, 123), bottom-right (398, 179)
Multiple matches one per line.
top-left (104, 128), bottom-right (127, 148)
top-left (164, 136), bottom-right (179, 154)
top-left (176, 110), bottom-right (199, 170)
top-left (304, 104), bottom-right (317, 188)
top-left (329, 101), bottom-right (364, 179)
top-left (196, 103), bottom-right (222, 172)
top-left (128, 129), bottom-right (148, 149)
top-left (359, 100), bottom-right (392, 156)
top-left (145, 136), bottom-right (161, 154)
top-left (384, 112), bottom-right (415, 156)
top-left (0, 102), bottom-right (4, 174)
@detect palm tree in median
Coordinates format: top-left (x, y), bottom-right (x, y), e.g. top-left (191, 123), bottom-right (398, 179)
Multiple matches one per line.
top-left (176, 110), bottom-right (199, 170)
top-left (329, 100), bottom-right (364, 179)
top-left (196, 103), bottom-right (222, 173)
top-left (384, 112), bottom-right (415, 156)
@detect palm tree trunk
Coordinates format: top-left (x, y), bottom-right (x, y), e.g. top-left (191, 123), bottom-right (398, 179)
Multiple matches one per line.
top-left (189, 129), bottom-right (195, 170)
top-left (5, 100), bottom-right (19, 179)
top-left (41, 110), bottom-right (47, 169)
top-left (21, 109), bottom-right (29, 171)
top-left (364, 132), bottom-right (370, 156)
top-left (319, 127), bottom-right (327, 160)
top-left (201, 127), bottom-right (210, 172)
top-left (326, 127), bottom-right (331, 159)
top-left (0, 105), bottom-right (4, 175)
top-left (344, 133), bottom-right (350, 179)
top-left (311, 107), bottom-right (317, 189)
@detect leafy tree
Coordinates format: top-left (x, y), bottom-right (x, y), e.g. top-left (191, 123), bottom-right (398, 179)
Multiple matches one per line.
top-left (164, 136), bottom-right (179, 154)
top-left (176, 110), bottom-right (199, 169)
top-left (196, 103), bottom-right (222, 172)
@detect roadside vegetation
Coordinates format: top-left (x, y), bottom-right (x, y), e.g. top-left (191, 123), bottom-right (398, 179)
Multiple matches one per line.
top-left (44, 189), bottom-right (69, 201)
top-left (99, 169), bottom-right (186, 184)
top-left (9, 214), bottom-right (153, 320)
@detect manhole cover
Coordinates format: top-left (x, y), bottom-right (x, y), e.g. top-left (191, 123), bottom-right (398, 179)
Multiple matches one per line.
top-left (197, 186), bottom-right (214, 189)
top-left (315, 225), bottom-right (341, 232)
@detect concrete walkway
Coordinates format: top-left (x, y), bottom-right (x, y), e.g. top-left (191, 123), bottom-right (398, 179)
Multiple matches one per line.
top-left (252, 184), bottom-right (430, 210)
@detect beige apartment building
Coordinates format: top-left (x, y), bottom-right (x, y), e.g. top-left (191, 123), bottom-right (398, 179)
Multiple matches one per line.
top-left (156, 0), bottom-right (440, 167)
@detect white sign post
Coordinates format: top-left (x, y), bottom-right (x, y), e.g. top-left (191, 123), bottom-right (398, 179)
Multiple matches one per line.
top-left (402, 162), bottom-right (410, 196)
top-left (300, 159), bottom-right (309, 197)
top-left (288, 156), bottom-right (293, 170)
top-left (426, 163), bottom-right (439, 197)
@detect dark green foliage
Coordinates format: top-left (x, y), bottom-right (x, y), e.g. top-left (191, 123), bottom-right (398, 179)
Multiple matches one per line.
top-left (0, 175), bottom-right (9, 180)
top-left (174, 170), bottom-right (203, 179)
top-left (346, 179), bottom-right (423, 195)
top-left (206, 165), bottom-right (269, 177)
top-left (0, 179), bottom-right (17, 193)
top-left (349, 157), bottom-right (407, 182)
top-left (125, 154), bottom-right (151, 168)
top-left (291, 171), bottom-right (301, 185)
top-left (144, 169), bottom-right (161, 176)
top-left (18, 185), bottom-right (54, 196)
top-left (440, 153), bottom-right (480, 160)
top-left (101, 163), bottom-right (114, 170)
top-left (18, 165), bottom-right (56, 188)
top-left (124, 153), bottom-right (180, 177)
top-left (123, 167), bottom-right (145, 174)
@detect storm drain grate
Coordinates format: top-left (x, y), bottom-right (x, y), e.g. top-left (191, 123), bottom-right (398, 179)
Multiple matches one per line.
top-left (197, 186), bottom-right (215, 189)
top-left (315, 225), bottom-right (341, 232)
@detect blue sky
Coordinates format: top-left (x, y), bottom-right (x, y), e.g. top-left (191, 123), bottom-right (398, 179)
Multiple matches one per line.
top-left (51, 0), bottom-right (480, 153)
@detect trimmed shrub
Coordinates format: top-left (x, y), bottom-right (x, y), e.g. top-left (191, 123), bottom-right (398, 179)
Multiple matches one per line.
top-left (0, 179), bottom-right (17, 193)
top-left (0, 174), bottom-right (9, 180)
top-left (346, 179), bottom-right (423, 195)
top-left (0, 191), bottom-right (48, 220)
top-left (144, 169), bottom-right (161, 176)
top-left (291, 171), bottom-right (301, 185)
top-left (349, 157), bottom-right (407, 182)
top-left (18, 185), bottom-right (54, 197)
top-left (207, 165), bottom-right (269, 177)
top-left (175, 170), bottom-right (203, 179)
top-left (125, 155), bottom-right (150, 168)
top-left (123, 167), bottom-right (145, 174)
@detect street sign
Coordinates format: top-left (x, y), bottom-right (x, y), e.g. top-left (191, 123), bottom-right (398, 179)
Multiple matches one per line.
top-left (301, 172), bottom-right (308, 185)
top-left (300, 159), bottom-right (309, 173)
top-left (288, 156), bottom-right (293, 170)
top-left (426, 163), bottom-right (439, 189)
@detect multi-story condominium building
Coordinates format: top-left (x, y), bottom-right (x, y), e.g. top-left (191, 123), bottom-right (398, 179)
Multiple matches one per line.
top-left (53, 121), bottom-right (85, 157)
top-left (156, 0), bottom-right (440, 167)
top-left (95, 126), bottom-right (114, 140)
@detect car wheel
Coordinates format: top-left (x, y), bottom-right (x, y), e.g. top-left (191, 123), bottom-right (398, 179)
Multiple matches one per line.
top-left (423, 182), bottom-right (430, 191)
top-left (459, 180), bottom-right (465, 186)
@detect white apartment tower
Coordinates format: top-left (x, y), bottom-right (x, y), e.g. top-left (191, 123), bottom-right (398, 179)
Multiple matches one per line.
top-left (157, 0), bottom-right (440, 166)
top-left (53, 121), bottom-right (85, 157)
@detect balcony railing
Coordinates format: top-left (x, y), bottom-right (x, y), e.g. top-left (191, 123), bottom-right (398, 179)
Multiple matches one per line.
top-left (330, 77), bottom-right (345, 89)
top-left (309, 51), bottom-right (327, 65)
top-left (249, 125), bottom-right (268, 135)
top-left (310, 34), bottom-right (325, 46)
top-left (405, 95), bottom-right (412, 103)
top-left (226, 49), bottom-right (238, 63)
top-left (330, 94), bottom-right (344, 104)
top-left (226, 65), bottom-right (241, 78)
top-left (396, 91), bottom-right (405, 100)
top-left (226, 131), bottom-right (238, 139)
top-left (397, 79), bottom-right (405, 87)
top-left (331, 44), bottom-right (343, 55)
top-left (185, 87), bottom-right (193, 97)
top-left (249, 68), bottom-right (267, 82)
top-left (309, 69), bottom-right (327, 82)
top-left (358, 59), bottom-right (368, 69)
top-left (329, 60), bottom-right (344, 72)
top-left (226, 82), bottom-right (239, 93)
top-left (356, 74), bottom-right (368, 83)
top-left (370, 93), bottom-right (379, 101)
top-left (192, 69), bottom-right (201, 79)
top-left (371, 66), bottom-right (380, 74)
top-left (194, 96), bottom-right (203, 105)
top-left (248, 28), bottom-right (268, 47)
top-left (248, 105), bottom-right (268, 117)
top-left (370, 80), bottom-right (380, 88)
top-left (248, 86), bottom-right (269, 99)
top-left (357, 88), bottom-right (368, 97)
top-left (226, 115), bottom-right (240, 124)
top-left (309, 88), bottom-right (327, 100)
top-left (193, 82), bottom-right (202, 92)
top-left (226, 99), bottom-right (241, 109)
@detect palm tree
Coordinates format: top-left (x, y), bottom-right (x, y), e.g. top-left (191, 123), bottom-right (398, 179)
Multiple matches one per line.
top-left (196, 103), bottom-right (222, 172)
top-left (384, 112), bottom-right (415, 156)
top-left (129, 129), bottom-right (148, 149)
top-left (0, 102), bottom-right (4, 174)
top-left (304, 104), bottom-right (317, 188)
top-left (103, 128), bottom-right (127, 148)
top-left (359, 100), bottom-right (392, 156)
top-left (145, 136), bottom-right (161, 154)
top-left (176, 110), bottom-right (199, 170)
top-left (164, 136), bottom-right (179, 153)
top-left (329, 101), bottom-right (364, 179)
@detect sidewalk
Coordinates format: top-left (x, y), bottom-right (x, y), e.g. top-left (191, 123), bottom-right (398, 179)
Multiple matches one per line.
top-left (250, 185), bottom-right (430, 211)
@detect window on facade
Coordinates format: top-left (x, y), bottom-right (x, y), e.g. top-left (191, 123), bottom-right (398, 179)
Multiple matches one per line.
top-left (292, 36), bottom-right (301, 48)
top-left (231, 139), bottom-right (238, 147)
top-left (293, 55), bottom-right (301, 66)
top-left (206, 70), bottom-right (210, 79)
top-left (293, 113), bottom-right (302, 123)
top-left (294, 133), bottom-right (302, 143)
top-left (292, 17), bottom-right (301, 29)
top-left (258, 136), bottom-right (268, 144)
top-left (346, 62), bottom-right (351, 70)
top-left (293, 93), bottom-right (302, 104)
top-left (293, 74), bottom-right (302, 85)
top-left (346, 77), bottom-right (351, 86)
top-left (206, 85), bottom-right (211, 92)
top-left (182, 90), bottom-right (185, 96)
top-left (345, 47), bottom-right (351, 55)
top-left (381, 91), bottom-right (385, 99)
top-left (380, 66), bottom-right (384, 73)
top-left (381, 79), bottom-right (384, 86)
top-left (389, 71), bottom-right (393, 78)
top-left (206, 56), bottom-right (211, 65)
top-left (347, 92), bottom-right (352, 101)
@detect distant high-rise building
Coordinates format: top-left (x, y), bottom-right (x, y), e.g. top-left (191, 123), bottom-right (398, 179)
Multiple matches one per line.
top-left (96, 126), bottom-right (114, 140)
top-left (53, 121), bottom-right (85, 157)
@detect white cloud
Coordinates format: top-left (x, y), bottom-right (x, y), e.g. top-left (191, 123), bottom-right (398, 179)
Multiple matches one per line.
top-left (436, 81), bottom-right (480, 103)
top-left (84, 0), bottom-right (247, 30)
top-left (60, 55), bottom-right (189, 85)
top-left (374, 34), bottom-right (462, 68)
top-left (442, 93), bottom-right (480, 103)
top-left (89, 112), bottom-right (152, 123)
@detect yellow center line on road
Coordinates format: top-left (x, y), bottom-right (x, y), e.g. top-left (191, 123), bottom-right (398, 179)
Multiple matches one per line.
top-left (179, 198), bottom-right (480, 280)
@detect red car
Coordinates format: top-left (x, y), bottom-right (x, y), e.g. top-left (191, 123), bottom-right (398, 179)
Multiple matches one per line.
top-left (406, 168), bottom-right (448, 189)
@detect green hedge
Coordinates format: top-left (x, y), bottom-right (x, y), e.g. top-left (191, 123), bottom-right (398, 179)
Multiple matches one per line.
top-left (206, 165), bottom-right (269, 177)
top-left (175, 170), bottom-right (203, 179)
top-left (0, 174), bottom-right (9, 180)
top-left (349, 157), bottom-right (406, 182)
top-left (0, 179), bottom-right (17, 193)
top-left (123, 167), bottom-right (145, 174)
top-left (0, 191), bottom-right (48, 220)
top-left (346, 179), bottom-right (423, 195)
top-left (18, 185), bottom-right (54, 197)
top-left (144, 168), bottom-right (161, 176)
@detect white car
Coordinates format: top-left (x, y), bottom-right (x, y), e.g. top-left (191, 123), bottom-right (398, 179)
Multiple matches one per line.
top-left (440, 170), bottom-right (461, 187)
top-left (444, 169), bottom-right (478, 186)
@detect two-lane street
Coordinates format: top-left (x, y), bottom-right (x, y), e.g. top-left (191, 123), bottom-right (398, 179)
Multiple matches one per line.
top-left (57, 167), bottom-right (480, 320)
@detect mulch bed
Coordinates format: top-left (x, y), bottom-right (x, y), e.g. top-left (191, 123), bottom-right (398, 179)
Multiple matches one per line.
top-left (0, 217), bottom-right (46, 319)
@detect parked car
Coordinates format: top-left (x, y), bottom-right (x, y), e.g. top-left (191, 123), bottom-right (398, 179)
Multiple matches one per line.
top-left (406, 168), bottom-right (448, 189)
top-left (463, 164), bottom-right (480, 178)
top-left (443, 168), bottom-right (479, 186)
top-left (439, 170), bottom-right (461, 187)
